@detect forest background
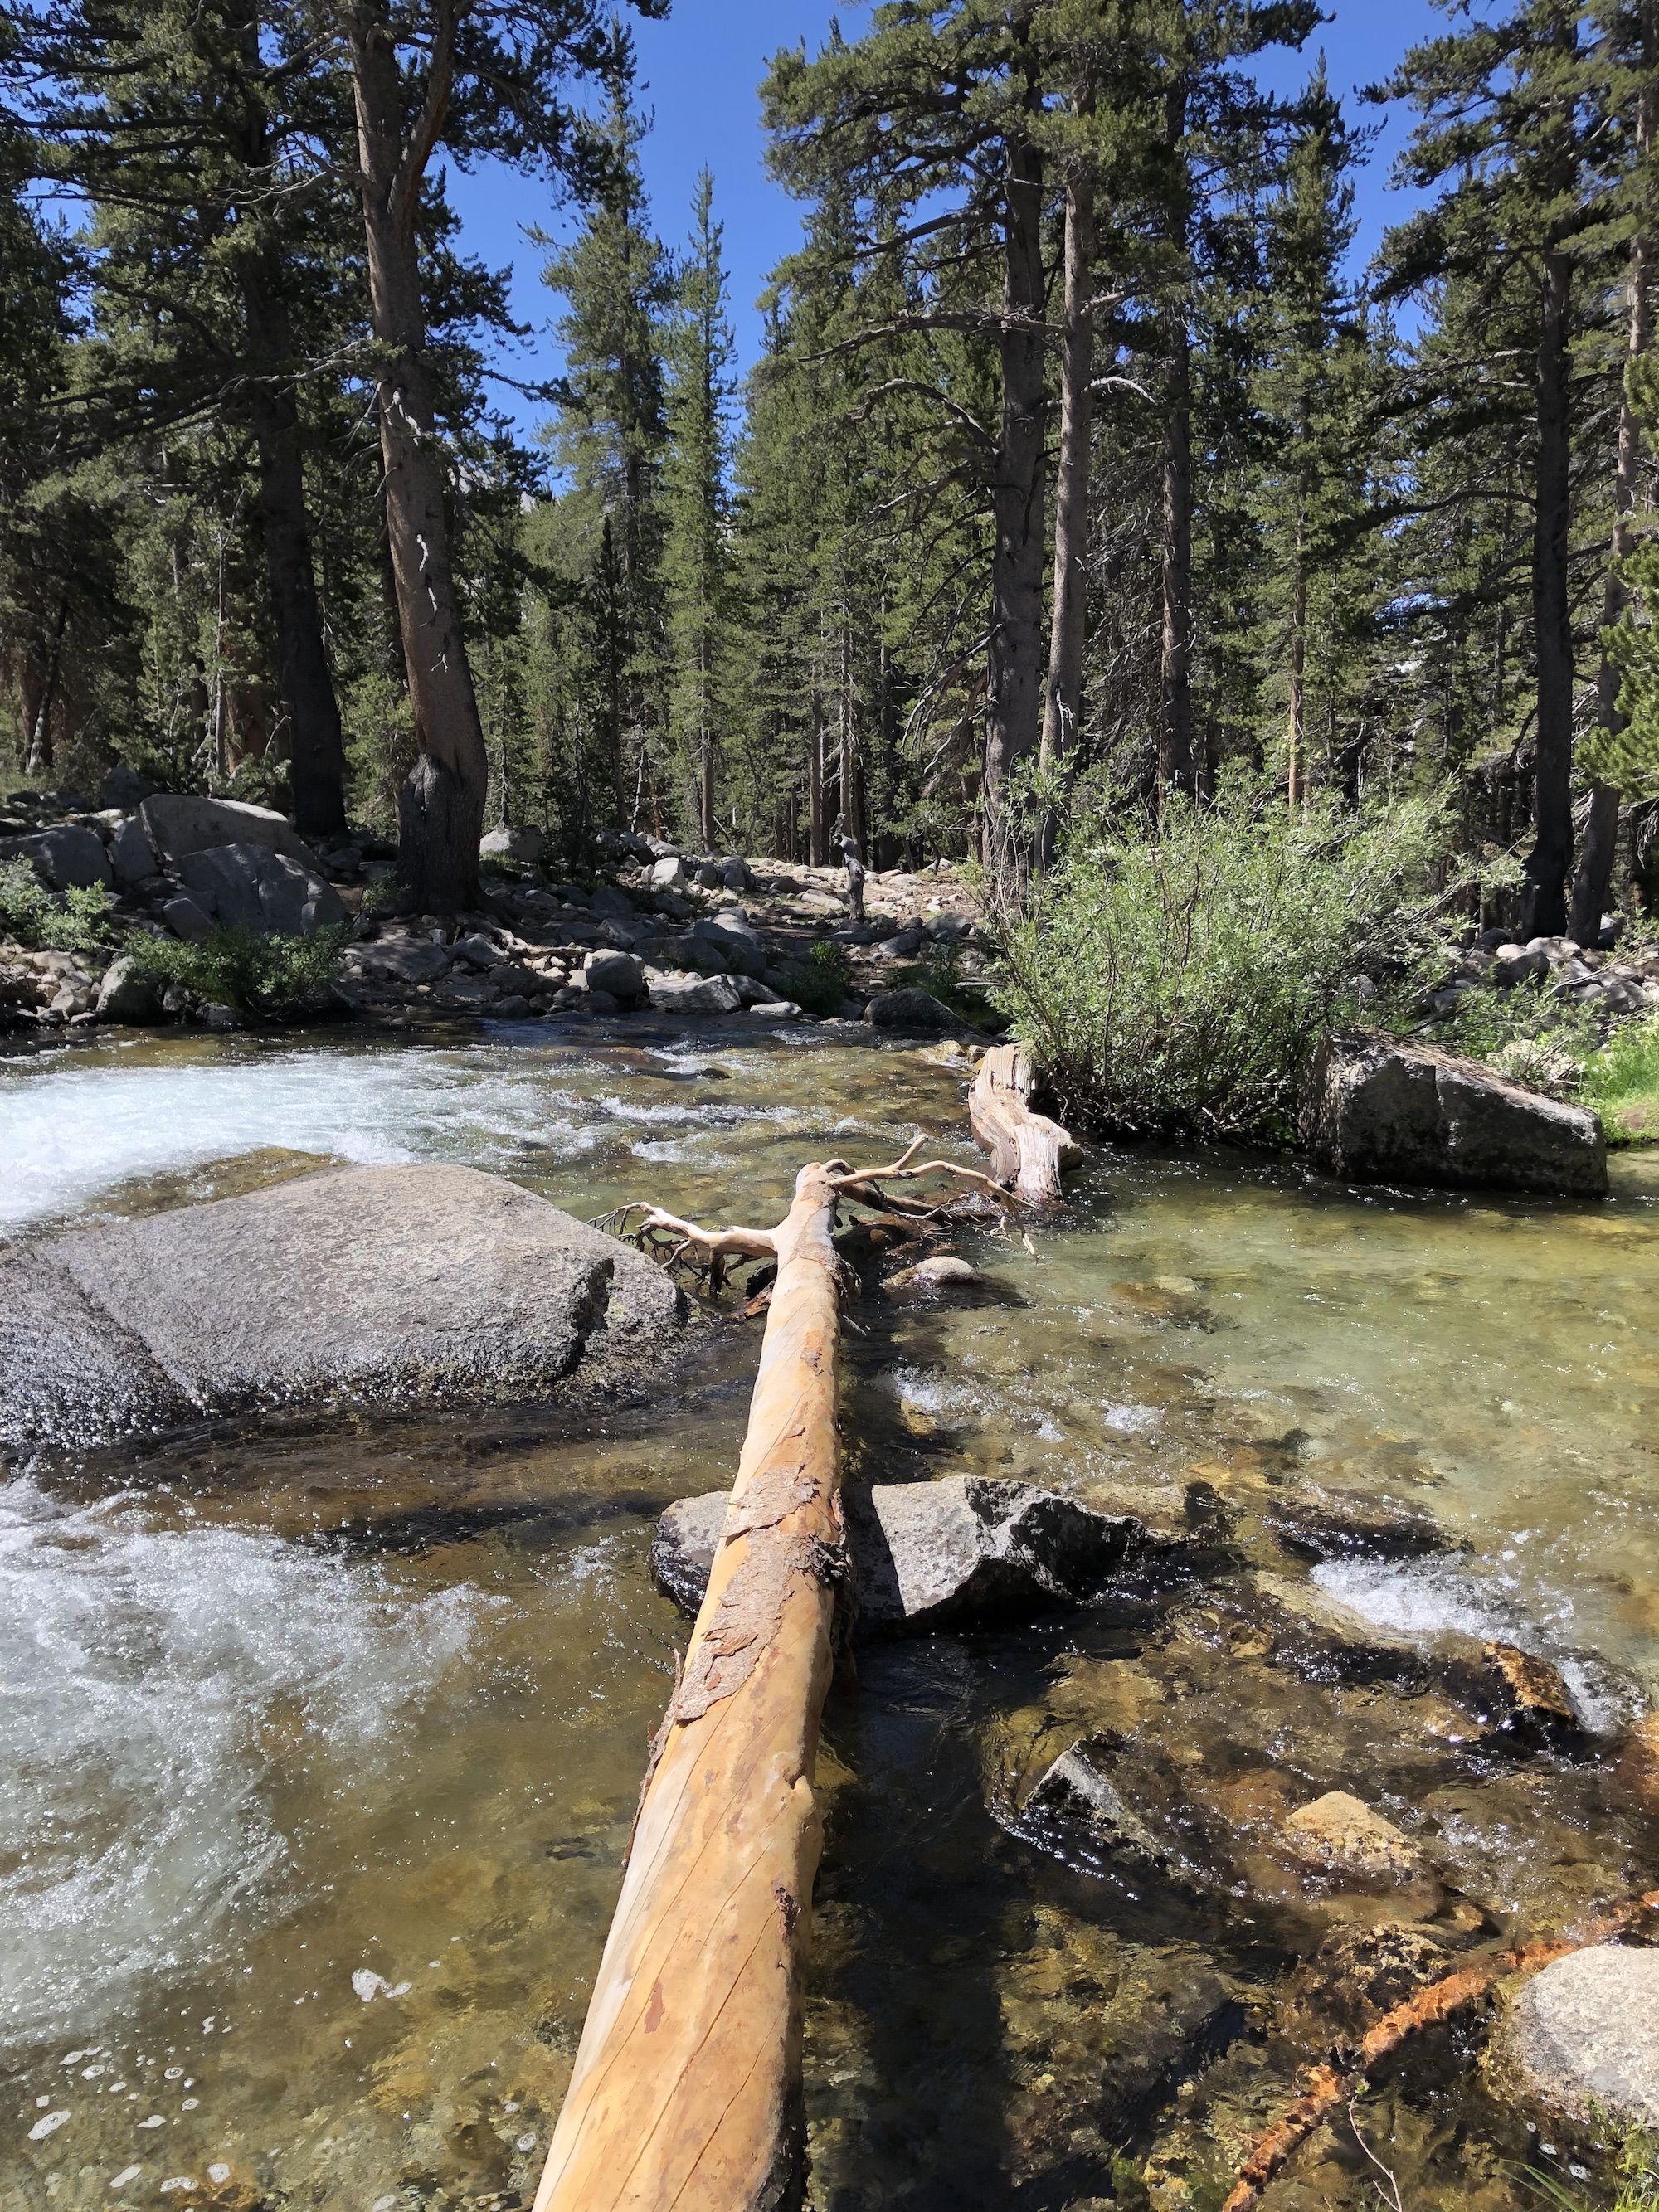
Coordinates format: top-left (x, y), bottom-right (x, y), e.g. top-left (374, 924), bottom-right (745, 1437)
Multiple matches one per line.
top-left (4, 0), bottom-right (1659, 941)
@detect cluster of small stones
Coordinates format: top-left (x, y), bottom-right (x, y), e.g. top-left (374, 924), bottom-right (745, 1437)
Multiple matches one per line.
top-left (1422, 926), bottom-right (1659, 1023)
top-left (0, 777), bottom-right (989, 1035)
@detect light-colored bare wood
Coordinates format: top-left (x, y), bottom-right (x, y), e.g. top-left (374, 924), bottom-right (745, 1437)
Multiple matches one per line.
top-left (534, 1162), bottom-right (844, 2212)
top-left (969, 1042), bottom-right (1079, 1207)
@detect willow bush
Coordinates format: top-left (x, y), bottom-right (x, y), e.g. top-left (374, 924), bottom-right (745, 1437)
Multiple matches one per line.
top-left (990, 777), bottom-right (1458, 1142)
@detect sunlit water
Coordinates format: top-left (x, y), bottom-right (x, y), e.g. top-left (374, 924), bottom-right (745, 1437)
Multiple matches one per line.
top-left (0, 1018), bottom-right (1655, 2210)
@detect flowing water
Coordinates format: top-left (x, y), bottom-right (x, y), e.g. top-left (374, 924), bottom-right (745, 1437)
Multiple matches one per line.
top-left (1, 1019), bottom-right (1656, 2212)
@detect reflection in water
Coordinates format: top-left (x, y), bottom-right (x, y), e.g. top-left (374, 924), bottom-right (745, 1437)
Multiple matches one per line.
top-left (0, 1023), bottom-right (1654, 2209)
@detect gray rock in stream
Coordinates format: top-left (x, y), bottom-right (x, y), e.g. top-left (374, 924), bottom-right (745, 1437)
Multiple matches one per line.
top-left (1496, 1946), bottom-right (1659, 2127)
top-left (0, 1163), bottom-right (684, 1453)
top-left (1300, 1028), bottom-right (1608, 1197)
top-left (652, 1474), bottom-right (1194, 1631)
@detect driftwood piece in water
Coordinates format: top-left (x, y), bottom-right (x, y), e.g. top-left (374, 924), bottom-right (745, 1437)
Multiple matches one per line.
top-left (970, 1042), bottom-right (1079, 1207)
top-left (1219, 1888), bottom-right (1659, 2212)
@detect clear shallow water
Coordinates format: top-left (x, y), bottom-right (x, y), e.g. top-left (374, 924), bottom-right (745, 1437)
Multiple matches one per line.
top-left (1, 1020), bottom-right (1656, 2210)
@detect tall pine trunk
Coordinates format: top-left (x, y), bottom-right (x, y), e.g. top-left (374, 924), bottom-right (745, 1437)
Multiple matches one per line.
top-left (1286, 512), bottom-right (1306, 811)
top-left (1570, 32), bottom-right (1653, 946)
top-left (25, 596), bottom-right (67, 775)
top-left (808, 696), bottom-right (827, 866)
top-left (1038, 129), bottom-right (1096, 876)
top-left (345, 2), bottom-right (488, 912)
top-left (982, 117), bottom-right (1047, 898)
top-left (1158, 72), bottom-right (1194, 800)
top-left (1523, 246), bottom-right (1575, 937)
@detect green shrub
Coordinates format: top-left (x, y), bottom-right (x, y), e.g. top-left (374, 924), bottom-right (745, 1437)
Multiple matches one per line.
top-left (893, 941), bottom-right (997, 1028)
top-left (1433, 977), bottom-right (1603, 1087)
top-left (1579, 1014), bottom-right (1659, 1145)
top-left (989, 776), bottom-right (1460, 1142)
top-left (0, 860), bottom-right (115, 952)
top-left (777, 937), bottom-right (853, 1018)
top-left (128, 923), bottom-right (346, 1018)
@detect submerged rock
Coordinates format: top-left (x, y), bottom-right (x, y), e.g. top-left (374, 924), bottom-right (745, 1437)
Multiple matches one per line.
top-left (1496, 1945), bottom-right (1659, 2127)
top-left (883, 1254), bottom-right (985, 1297)
top-left (1019, 1737), bottom-right (1174, 1875)
top-left (1279, 1789), bottom-right (1427, 1886)
top-left (652, 1473), bottom-right (1192, 1631)
top-left (0, 1163), bottom-right (684, 1452)
top-left (1300, 1028), bottom-right (1608, 1197)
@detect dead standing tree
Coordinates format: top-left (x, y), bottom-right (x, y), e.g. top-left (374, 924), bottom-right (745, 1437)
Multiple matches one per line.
top-left (533, 1126), bottom-right (1059, 2212)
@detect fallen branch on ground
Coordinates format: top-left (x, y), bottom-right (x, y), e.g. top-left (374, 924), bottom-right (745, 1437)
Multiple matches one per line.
top-left (1220, 1889), bottom-right (1659, 2212)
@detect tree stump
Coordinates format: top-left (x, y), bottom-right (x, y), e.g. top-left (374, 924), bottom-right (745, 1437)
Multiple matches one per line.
top-left (969, 1042), bottom-right (1079, 1207)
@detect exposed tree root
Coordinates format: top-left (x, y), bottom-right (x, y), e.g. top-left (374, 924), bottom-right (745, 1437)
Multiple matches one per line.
top-left (1219, 1889), bottom-right (1659, 2212)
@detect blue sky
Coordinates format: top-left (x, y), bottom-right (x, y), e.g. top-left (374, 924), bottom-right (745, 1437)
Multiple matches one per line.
top-left (444, 0), bottom-right (1450, 442)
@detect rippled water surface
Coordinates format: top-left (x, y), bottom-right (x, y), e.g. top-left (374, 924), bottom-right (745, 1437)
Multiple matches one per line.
top-left (1, 1019), bottom-right (1656, 2211)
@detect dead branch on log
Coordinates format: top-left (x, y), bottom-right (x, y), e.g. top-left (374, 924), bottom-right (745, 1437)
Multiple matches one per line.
top-left (969, 1043), bottom-right (1080, 1208)
top-left (1219, 1889), bottom-right (1659, 2212)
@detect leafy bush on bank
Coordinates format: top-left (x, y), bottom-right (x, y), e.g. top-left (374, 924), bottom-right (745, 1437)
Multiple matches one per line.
top-left (0, 861), bottom-right (116, 953)
top-left (128, 923), bottom-right (346, 1018)
top-left (777, 938), bottom-right (852, 1018)
top-left (988, 777), bottom-right (1459, 1142)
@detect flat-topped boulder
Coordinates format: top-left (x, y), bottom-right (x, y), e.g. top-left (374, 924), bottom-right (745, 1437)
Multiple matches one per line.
top-left (1301, 1028), bottom-right (1608, 1197)
top-left (652, 1473), bottom-right (1194, 1633)
top-left (1496, 1945), bottom-right (1659, 2127)
top-left (0, 1163), bottom-right (684, 1453)
top-left (139, 793), bottom-right (319, 869)
top-left (177, 842), bottom-right (346, 936)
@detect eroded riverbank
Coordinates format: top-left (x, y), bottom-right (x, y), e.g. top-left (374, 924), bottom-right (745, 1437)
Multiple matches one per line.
top-left (2, 1019), bottom-right (1657, 2210)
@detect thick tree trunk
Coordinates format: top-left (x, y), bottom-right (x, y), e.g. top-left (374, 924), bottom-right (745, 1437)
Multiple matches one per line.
top-left (807, 696), bottom-right (827, 866)
top-left (24, 596), bottom-right (67, 776)
top-left (982, 114), bottom-right (1047, 900)
top-left (534, 1164), bottom-right (845, 2212)
top-left (1522, 246), bottom-right (1575, 937)
top-left (1158, 73), bottom-right (1194, 801)
top-left (345, 2), bottom-right (488, 912)
top-left (1038, 143), bottom-right (1096, 876)
top-left (838, 619), bottom-right (864, 858)
top-left (1570, 43), bottom-right (1652, 946)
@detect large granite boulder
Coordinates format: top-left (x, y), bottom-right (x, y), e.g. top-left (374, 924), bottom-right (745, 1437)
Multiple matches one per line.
top-left (0, 825), bottom-right (114, 892)
top-left (864, 986), bottom-right (980, 1038)
top-left (647, 971), bottom-right (743, 1017)
top-left (107, 814), bottom-right (158, 887)
top-left (0, 1163), bottom-right (684, 1454)
top-left (94, 955), bottom-right (163, 1025)
top-left (480, 824), bottom-right (548, 866)
top-left (1300, 1029), bottom-right (1608, 1197)
top-left (177, 842), bottom-right (347, 936)
top-left (1496, 1946), bottom-right (1659, 2127)
top-left (691, 912), bottom-right (768, 980)
top-left (139, 794), bottom-right (319, 869)
top-left (652, 1474), bottom-right (1193, 1633)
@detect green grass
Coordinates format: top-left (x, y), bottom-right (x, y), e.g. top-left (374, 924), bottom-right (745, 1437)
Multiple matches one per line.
top-left (1520, 2123), bottom-right (1658, 2211)
top-left (1579, 1014), bottom-right (1659, 1146)
top-left (127, 923), bottom-right (346, 1019)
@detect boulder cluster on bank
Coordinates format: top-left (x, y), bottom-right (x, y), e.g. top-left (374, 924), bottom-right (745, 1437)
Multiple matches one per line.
top-left (0, 775), bottom-right (986, 1038)
top-left (1421, 926), bottom-right (1659, 1023)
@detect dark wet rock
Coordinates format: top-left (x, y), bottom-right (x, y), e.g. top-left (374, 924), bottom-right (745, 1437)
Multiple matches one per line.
top-left (864, 985), bottom-right (980, 1036)
top-left (1019, 1737), bottom-right (1173, 1874)
top-left (1286, 1920), bottom-right (1452, 2042)
top-left (884, 1254), bottom-right (985, 1297)
top-left (1466, 1640), bottom-right (1584, 1748)
top-left (0, 824), bottom-right (114, 891)
top-left (1301, 1028), bottom-right (1608, 1197)
top-left (1496, 1945), bottom-right (1659, 2127)
top-left (1262, 1488), bottom-right (1459, 1564)
top-left (1250, 1570), bottom-right (1429, 1688)
top-left (653, 1474), bottom-right (1194, 1631)
top-left (94, 955), bottom-right (163, 1024)
top-left (177, 842), bottom-right (347, 936)
top-left (583, 948), bottom-right (645, 1002)
top-left (0, 1162), bottom-right (685, 1453)
top-left (139, 792), bottom-right (319, 868)
top-left (648, 971), bottom-right (742, 1017)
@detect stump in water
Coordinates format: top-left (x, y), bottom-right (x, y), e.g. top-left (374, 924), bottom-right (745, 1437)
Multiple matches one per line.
top-left (970, 1042), bottom-right (1079, 1207)
top-left (535, 1141), bottom-right (1006, 2212)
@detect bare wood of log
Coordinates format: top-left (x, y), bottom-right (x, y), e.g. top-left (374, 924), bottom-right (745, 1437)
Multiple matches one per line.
top-left (969, 1042), bottom-right (1080, 1208)
top-left (1219, 1888), bottom-right (1659, 2212)
top-left (538, 1145), bottom-right (1000, 2212)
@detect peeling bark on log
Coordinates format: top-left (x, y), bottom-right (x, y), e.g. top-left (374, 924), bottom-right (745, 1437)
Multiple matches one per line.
top-left (534, 1164), bottom-right (845, 2212)
top-left (970, 1043), bottom-right (1079, 1208)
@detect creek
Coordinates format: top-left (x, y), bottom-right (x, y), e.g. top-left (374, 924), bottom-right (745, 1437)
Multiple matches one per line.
top-left (2, 1019), bottom-right (1657, 2211)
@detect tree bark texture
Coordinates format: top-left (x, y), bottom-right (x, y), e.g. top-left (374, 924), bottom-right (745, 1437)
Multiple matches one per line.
top-left (1158, 72), bottom-right (1194, 800)
top-left (1570, 33), bottom-right (1653, 945)
top-left (969, 1043), bottom-right (1080, 1208)
top-left (982, 112), bottom-right (1048, 899)
top-left (1523, 246), bottom-right (1575, 937)
top-left (808, 696), bottom-right (827, 866)
top-left (533, 1164), bottom-right (845, 2212)
top-left (1038, 137), bottom-right (1096, 874)
top-left (344, 0), bottom-right (488, 910)
top-left (24, 596), bottom-right (67, 775)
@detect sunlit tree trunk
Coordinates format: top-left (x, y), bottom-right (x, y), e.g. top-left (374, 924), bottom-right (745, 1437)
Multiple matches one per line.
top-left (1038, 114), bottom-right (1096, 876)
